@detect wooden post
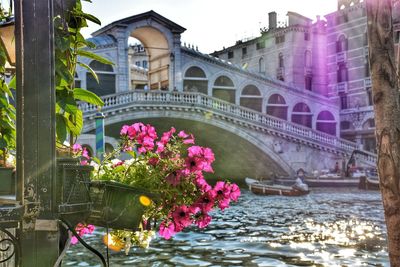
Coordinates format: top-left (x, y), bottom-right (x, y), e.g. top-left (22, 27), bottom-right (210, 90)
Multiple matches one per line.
top-left (366, 0), bottom-right (400, 265)
top-left (15, 0), bottom-right (60, 265)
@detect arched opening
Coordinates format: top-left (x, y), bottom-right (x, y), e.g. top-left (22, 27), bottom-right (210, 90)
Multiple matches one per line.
top-left (212, 75), bottom-right (235, 103)
top-left (240, 85), bottom-right (262, 112)
top-left (259, 57), bottom-right (265, 74)
top-left (130, 26), bottom-right (171, 90)
top-left (278, 53), bottom-right (284, 68)
top-left (336, 34), bottom-right (348, 52)
top-left (291, 103), bottom-right (312, 128)
top-left (266, 94), bottom-right (288, 120)
top-left (362, 118), bottom-right (375, 129)
top-left (105, 143), bottom-right (114, 154)
top-left (316, 111), bottom-right (336, 135)
top-left (183, 66), bottom-right (208, 94)
top-left (128, 38), bottom-right (149, 90)
top-left (86, 60), bottom-right (116, 96)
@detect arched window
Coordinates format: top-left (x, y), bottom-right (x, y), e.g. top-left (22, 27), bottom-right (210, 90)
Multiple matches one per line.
top-left (291, 103), bottom-right (312, 128)
top-left (336, 35), bottom-right (348, 52)
top-left (86, 60), bottom-right (116, 96)
top-left (240, 85), bottom-right (262, 112)
top-left (316, 111), bottom-right (336, 135)
top-left (278, 53), bottom-right (284, 68)
top-left (362, 118), bottom-right (375, 129)
top-left (212, 76), bottom-right (235, 103)
top-left (259, 57), bottom-right (265, 74)
top-left (337, 63), bottom-right (348, 82)
top-left (266, 94), bottom-right (288, 120)
top-left (183, 66), bottom-right (208, 94)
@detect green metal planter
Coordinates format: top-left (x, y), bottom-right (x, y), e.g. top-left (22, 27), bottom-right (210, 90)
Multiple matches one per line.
top-left (0, 167), bottom-right (15, 195)
top-left (87, 181), bottom-right (151, 231)
top-left (56, 158), bottom-right (93, 225)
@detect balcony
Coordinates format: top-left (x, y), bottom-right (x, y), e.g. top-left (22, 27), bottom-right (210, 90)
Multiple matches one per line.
top-left (336, 52), bottom-right (347, 63)
top-left (337, 82), bottom-right (348, 93)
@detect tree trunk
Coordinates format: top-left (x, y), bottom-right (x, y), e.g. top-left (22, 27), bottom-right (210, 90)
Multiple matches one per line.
top-left (366, 0), bottom-right (400, 265)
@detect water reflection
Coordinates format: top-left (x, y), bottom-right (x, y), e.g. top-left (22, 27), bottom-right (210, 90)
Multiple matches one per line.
top-left (63, 188), bottom-right (389, 266)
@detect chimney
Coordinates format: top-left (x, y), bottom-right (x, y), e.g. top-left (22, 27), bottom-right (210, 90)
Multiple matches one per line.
top-left (268, 12), bottom-right (277, 29)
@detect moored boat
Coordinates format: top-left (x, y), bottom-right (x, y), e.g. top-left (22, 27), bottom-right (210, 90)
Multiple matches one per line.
top-left (245, 178), bottom-right (310, 196)
top-left (358, 176), bottom-right (380, 190)
top-left (275, 174), bottom-right (359, 188)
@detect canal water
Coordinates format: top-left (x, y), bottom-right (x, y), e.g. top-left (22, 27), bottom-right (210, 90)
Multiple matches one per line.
top-left (62, 188), bottom-right (389, 266)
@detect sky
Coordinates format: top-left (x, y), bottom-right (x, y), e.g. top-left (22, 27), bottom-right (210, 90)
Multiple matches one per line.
top-left (82, 0), bottom-right (337, 53)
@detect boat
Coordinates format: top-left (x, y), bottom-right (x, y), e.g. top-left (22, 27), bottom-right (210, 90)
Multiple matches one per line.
top-left (359, 176), bottom-right (380, 190)
top-left (274, 175), bottom-right (359, 188)
top-left (245, 178), bottom-right (310, 196)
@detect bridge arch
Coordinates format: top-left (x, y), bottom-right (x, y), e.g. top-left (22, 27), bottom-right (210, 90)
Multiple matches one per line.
top-left (83, 110), bottom-right (293, 177)
top-left (266, 93), bottom-right (288, 121)
top-left (182, 65), bottom-right (209, 94)
top-left (211, 73), bottom-right (237, 104)
top-left (239, 84), bottom-right (263, 112)
top-left (291, 102), bottom-right (313, 128)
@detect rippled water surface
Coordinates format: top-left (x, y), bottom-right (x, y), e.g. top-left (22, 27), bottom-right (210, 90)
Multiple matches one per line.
top-left (63, 188), bottom-right (389, 266)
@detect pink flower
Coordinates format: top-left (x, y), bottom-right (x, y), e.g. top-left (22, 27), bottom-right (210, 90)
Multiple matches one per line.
top-left (72, 143), bottom-right (82, 153)
top-left (195, 213), bottom-right (212, 229)
top-left (148, 157), bottom-right (159, 166)
top-left (159, 220), bottom-right (176, 240)
top-left (71, 236), bottom-right (79, 245)
top-left (185, 146), bottom-right (215, 173)
top-left (213, 181), bottom-right (232, 210)
top-left (172, 205), bottom-right (193, 231)
top-left (194, 172), bottom-right (212, 192)
top-left (195, 190), bottom-right (216, 213)
top-left (229, 183), bottom-right (241, 201)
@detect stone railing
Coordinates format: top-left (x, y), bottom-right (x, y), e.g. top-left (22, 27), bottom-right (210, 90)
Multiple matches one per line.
top-left (79, 91), bottom-right (377, 165)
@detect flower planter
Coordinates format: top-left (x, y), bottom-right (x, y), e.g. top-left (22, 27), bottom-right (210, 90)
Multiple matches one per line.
top-left (0, 167), bottom-right (15, 195)
top-left (56, 158), bottom-right (93, 225)
top-left (87, 181), bottom-right (151, 231)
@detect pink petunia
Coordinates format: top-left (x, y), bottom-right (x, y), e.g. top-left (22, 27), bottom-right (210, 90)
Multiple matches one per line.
top-left (172, 205), bottom-right (193, 231)
top-left (158, 220), bottom-right (176, 240)
top-left (194, 190), bottom-right (216, 213)
top-left (229, 183), bottom-right (241, 201)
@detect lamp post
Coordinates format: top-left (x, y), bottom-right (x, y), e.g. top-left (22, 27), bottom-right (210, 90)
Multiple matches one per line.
top-left (95, 109), bottom-right (105, 160)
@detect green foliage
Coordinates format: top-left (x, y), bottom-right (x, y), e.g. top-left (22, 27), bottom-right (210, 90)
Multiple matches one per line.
top-left (54, 0), bottom-right (111, 147)
top-left (0, 4), bottom-right (15, 166)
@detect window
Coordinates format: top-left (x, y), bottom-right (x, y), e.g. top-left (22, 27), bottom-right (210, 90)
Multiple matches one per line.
top-left (278, 53), bottom-right (284, 68)
top-left (242, 47), bottom-right (247, 57)
top-left (183, 66), bottom-right (208, 94)
top-left (337, 63), bottom-right (348, 82)
top-left (228, 51), bottom-right (234, 59)
top-left (256, 40), bottom-right (265, 50)
top-left (304, 32), bottom-right (310, 41)
top-left (336, 35), bottom-right (348, 52)
top-left (275, 35), bottom-right (285, 44)
top-left (340, 93), bottom-right (348, 109)
top-left (305, 76), bottom-right (312, 91)
top-left (367, 88), bottom-right (373, 105)
top-left (316, 111), bottom-right (336, 135)
top-left (395, 31), bottom-right (400, 43)
top-left (86, 60), bottom-right (116, 96)
top-left (259, 57), bottom-right (265, 73)
top-left (336, 14), bottom-right (348, 24)
top-left (142, 60), bottom-right (148, 69)
top-left (364, 31), bottom-right (368, 46)
top-left (135, 61), bottom-right (141, 67)
top-left (267, 94), bottom-right (288, 120)
top-left (365, 56), bottom-right (370, 77)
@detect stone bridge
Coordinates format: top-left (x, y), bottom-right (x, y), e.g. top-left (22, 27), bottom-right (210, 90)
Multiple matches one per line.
top-left (79, 91), bottom-right (377, 181)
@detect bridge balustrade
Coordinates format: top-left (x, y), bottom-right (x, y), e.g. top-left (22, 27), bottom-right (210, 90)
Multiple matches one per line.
top-left (79, 91), bottom-right (377, 165)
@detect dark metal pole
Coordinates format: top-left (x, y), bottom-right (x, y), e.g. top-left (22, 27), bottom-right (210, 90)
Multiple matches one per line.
top-left (15, 0), bottom-right (59, 265)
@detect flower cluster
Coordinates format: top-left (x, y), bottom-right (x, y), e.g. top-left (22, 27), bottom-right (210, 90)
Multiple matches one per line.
top-left (71, 223), bottom-right (95, 245)
top-left (72, 143), bottom-right (90, 165)
top-left (91, 122), bottom-right (240, 248)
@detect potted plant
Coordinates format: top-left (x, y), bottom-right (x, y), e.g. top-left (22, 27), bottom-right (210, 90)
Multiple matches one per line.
top-left (82, 122), bottom-right (240, 252)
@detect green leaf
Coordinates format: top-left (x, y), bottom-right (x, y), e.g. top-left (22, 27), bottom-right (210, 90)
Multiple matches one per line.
top-left (91, 156), bottom-right (101, 164)
top-left (8, 76), bottom-right (16, 90)
top-left (78, 62), bottom-right (99, 83)
top-left (79, 12), bottom-right (101, 25)
top-left (73, 88), bottom-right (104, 107)
top-left (56, 114), bottom-right (67, 144)
top-left (77, 50), bottom-right (114, 65)
top-left (126, 151), bottom-right (137, 159)
top-left (66, 109), bottom-right (83, 137)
